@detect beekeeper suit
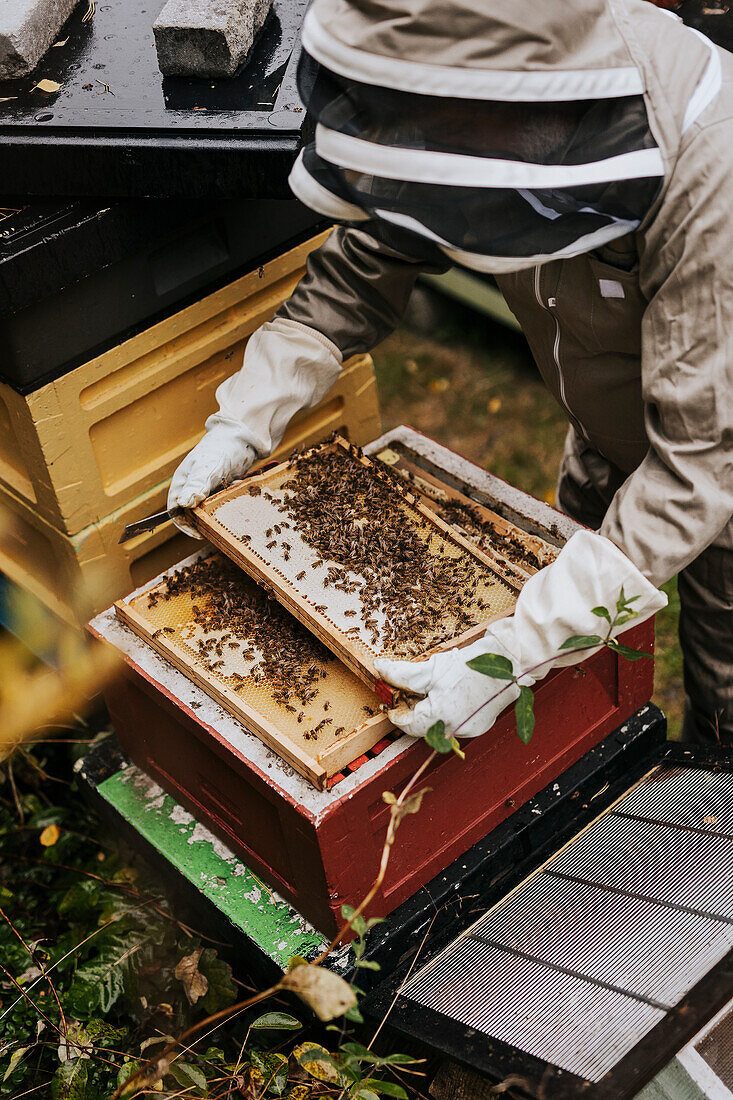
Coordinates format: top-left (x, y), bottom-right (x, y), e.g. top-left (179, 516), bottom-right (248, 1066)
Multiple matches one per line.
top-left (170, 0), bottom-right (733, 745)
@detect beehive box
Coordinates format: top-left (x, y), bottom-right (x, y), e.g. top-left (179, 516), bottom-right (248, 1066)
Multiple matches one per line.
top-left (0, 355), bottom-right (379, 624)
top-left (0, 231), bottom-right (336, 535)
top-left (194, 437), bottom-right (529, 701)
top-left (89, 428), bottom-right (657, 936)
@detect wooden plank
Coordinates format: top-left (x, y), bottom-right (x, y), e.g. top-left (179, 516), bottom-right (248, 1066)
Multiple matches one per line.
top-left (194, 437), bottom-right (531, 702)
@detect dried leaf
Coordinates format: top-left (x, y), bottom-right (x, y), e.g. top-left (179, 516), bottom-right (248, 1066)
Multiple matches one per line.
top-left (53, 38), bottom-right (69, 46)
top-left (281, 963), bottom-right (356, 1021)
top-left (32, 79), bottom-right (63, 93)
top-left (391, 787), bottom-right (430, 828)
top-left (40, 823), bottom-right (60, 847)
top-left (0, 97), bottom-right (18, 103)
top-left (174, 948), bottom-right (208, 1005)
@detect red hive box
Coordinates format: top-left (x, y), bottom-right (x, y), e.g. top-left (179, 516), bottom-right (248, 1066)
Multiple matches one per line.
top-left (89, 428), bottom-right (656, 937)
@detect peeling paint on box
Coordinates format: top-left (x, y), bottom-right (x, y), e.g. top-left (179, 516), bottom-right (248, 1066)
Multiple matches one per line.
top-left (98, 762), bottom-right (329, 968)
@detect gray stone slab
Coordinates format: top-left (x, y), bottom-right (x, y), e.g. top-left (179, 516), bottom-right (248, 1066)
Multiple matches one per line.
top-left (153, 0), bottom-right (273, 78)
top-left (0, 0), bottom-right (80, 78)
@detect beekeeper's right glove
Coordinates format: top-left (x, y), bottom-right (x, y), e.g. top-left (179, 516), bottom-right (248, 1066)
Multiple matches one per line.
top-left (375, 530), bottom-right (667, 739)
top-left (167, 317), bottom-right (342, 537)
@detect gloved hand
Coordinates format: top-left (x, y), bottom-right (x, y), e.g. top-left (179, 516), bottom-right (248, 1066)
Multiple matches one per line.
top-left (374, 529), bottom-right (667, 739)
top-left (167, 316), bottom-right (342, 537)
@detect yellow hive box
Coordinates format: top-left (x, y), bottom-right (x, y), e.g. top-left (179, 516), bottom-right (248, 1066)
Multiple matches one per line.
top-left (0, 355), bottom-right (380, 625)
top-left (0, 232), bottom-right (332, 537)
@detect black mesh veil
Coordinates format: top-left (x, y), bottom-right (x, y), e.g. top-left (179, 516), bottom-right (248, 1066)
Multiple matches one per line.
top-left (292, 50), bottom-right (664, 270)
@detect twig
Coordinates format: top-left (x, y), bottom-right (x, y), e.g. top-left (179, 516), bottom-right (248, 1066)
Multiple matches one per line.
top-left (9, 854), bottom-right (221, 941)
top-left (7, 759), bottom-right (24, 823)
top-left (370, 911), bottom-right (437, 1047)
top-left (313, 749), bottom-right (437, 966)
top-left (0, 898), bottom-right (159, 1020)
top-left (0, 960), bottom-right (61, 1036)
top-left (0, 905), bottom-right (69, 1050)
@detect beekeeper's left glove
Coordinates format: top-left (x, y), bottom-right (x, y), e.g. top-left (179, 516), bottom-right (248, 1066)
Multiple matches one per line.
top-left (375, 529), bottom-right (667, 739)
top-left (167, 317), bottom-right (342, 537)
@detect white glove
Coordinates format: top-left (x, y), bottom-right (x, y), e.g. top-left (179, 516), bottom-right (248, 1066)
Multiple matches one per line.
top-left (167, 317), bottom-right (342, 537)
top-left (375, 529), bottom-right (667, 739)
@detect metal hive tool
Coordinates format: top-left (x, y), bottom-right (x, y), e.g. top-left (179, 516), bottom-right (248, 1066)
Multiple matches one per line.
top-left (194, 437), bottom-right (528, 701)
top-left (399, 763), bottom-right (733, 1085)
top-left (115, 551), bottom-right (392, 789)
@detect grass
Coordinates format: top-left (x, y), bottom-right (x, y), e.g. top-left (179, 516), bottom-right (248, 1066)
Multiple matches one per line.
top-left (370, 299), bottom-right (684, 737)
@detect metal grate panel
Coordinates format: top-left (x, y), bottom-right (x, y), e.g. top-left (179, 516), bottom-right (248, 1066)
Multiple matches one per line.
top-left (550, 813), bottom-right (733, 921)
top-left (404, 938), bottom-right (664, 1081)
top-left (403, 766), bottom-right (733, 1083)
top-left (472, 873), bottom-right (733, 1008)
top-left (616, 765), bottom-right (733, 838)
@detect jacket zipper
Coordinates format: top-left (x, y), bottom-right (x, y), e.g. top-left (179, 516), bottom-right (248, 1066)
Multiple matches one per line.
top-left (534, 266), bottom-right (574, 424)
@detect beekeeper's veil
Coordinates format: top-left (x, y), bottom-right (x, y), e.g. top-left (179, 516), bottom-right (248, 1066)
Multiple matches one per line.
top-left (288, 0), bottom-right (666, 272)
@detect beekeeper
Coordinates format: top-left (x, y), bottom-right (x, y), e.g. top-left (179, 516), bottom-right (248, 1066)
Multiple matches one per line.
top-left (170, 0), bottom-right (732, 745)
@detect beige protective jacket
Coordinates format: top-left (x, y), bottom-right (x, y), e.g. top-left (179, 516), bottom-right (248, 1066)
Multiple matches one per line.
top-left (277, 0), bottom-right (733, 587)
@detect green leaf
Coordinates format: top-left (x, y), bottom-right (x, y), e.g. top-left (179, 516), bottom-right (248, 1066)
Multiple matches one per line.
top-left (559, 634), bottom-right (602, 651)
top-left (591, 606), bottom-right (611, 622)
top-left (66, 961), bottom-right (125, 1018)
top-left (515, 685), bottom-right (535, 745)
top-left (251, 1011), bottom-right (302, 1031)
top-left (381, 1054), bottom-right (419, 1065)
top-left (354, 958), bottom-right (381, 970)
top-left (203, 1046), bottom-right (226, 1063)
top-left (615, 588), bottom-right (642, 613)
top-left (340, 903), bottom-right (368, 937)
top-left (353, 1091), bottom-right (379, 1100)
top-left (344, 1003), bottom-right (365, 1023)
top-left (340, 1042), bottom-right (380, 1063)
top-left (3, 1044), bottom-right (31, 1082)
top-left (169, 1060), bottom-right (208, 1094)
top-left (425, 721), bottom-right (452, 753)
top-left (140, 1035), bottom-right (175, 1053)
top-left (197, 948), bottom-right (237, 1014)
top-left (57, 880), bottom-right (101, 921)
top-left (51, 1059), bottom-right (88, 1100)
top-left (116, 1060), bottom-right (143, 1096)
top-left (251, 1051), bottom-right (289, 1096)
top-left (360, 1080), bottom-right (408, 1098)
top-left (465, 653), bottom-right (515, 680)
top-left (607, 641), bottom-right (653, 661)
top-left (84, 1019), bottom-right (128, 1048)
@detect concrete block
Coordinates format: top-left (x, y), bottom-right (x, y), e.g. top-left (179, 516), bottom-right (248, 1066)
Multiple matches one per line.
top-left (153, 0), bottom-right (273, 78)
top-left (0, 0), bottom-right (80, 78)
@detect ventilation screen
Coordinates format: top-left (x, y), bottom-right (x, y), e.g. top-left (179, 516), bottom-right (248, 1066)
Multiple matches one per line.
top-left (402, 765), bottom-right (733, 1082)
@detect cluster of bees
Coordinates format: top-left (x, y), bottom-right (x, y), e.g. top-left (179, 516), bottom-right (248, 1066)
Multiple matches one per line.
top-left (248, 442), bottom-right (501, 659)
top-left (147, 555), bottom-right (335, 717)
top-left (145, 554), bottom-right (386, 744)
top-left (427, 494), bottom-right (543, 573)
